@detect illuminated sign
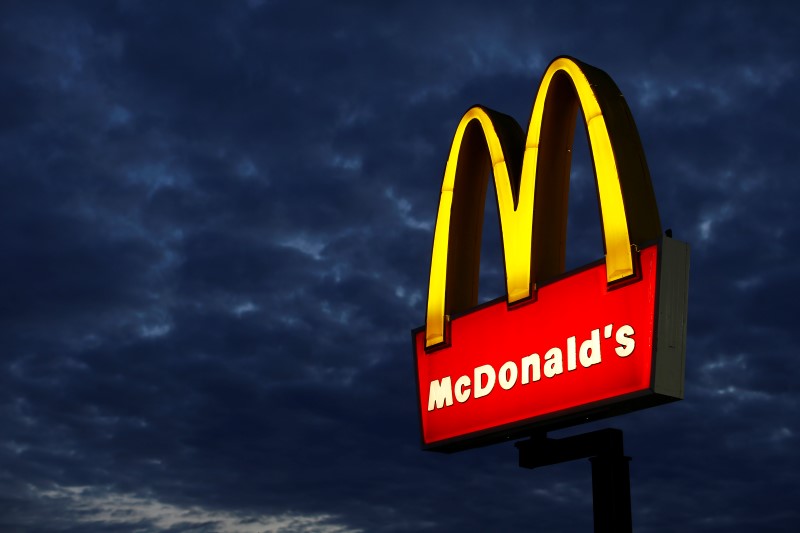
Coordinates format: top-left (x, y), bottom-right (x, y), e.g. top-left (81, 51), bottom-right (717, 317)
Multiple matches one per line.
top-left (413, 57), bottom-right (689, 452)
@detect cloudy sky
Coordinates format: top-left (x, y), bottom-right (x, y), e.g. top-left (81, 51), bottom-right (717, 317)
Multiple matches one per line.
top-left (2, 1), bottom-right (799, 531)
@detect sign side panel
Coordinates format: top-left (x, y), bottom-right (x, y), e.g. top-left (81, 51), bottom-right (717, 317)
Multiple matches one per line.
top-left (653, 237), bottom-right (690, 398)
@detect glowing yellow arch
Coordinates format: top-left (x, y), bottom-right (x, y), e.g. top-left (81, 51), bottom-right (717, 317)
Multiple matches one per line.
top-left (425, 57), bottom-right (661, 347)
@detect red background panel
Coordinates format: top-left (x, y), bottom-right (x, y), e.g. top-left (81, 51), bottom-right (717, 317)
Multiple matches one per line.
top-left (414, 245), bottom-right (659, 447)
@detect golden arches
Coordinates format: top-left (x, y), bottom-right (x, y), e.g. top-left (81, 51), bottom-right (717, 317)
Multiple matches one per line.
top-left (425, 57), bottom-right (661, 348)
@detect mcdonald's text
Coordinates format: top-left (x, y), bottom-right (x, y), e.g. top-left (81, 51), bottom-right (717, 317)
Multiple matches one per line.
top-left (427, 324), bottom-right (635, 411)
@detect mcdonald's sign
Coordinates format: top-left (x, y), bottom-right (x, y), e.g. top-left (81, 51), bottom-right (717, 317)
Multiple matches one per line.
top-left (413, 57), bottom-right (690, 452)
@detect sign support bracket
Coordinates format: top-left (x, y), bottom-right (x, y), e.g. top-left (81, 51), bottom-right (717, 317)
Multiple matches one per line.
top-left (515, 428), bottom-right (632, 533)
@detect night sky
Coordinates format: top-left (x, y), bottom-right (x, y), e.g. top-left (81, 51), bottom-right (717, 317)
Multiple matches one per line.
top-left (2, 1), bottom-right (799, 532)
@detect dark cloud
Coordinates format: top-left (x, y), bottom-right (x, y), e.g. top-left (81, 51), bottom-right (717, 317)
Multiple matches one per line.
top-left (1, 0), bottom-right (799, 531)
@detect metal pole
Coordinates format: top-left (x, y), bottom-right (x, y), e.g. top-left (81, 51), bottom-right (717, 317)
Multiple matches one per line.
top-left (590, 454), bottom-right (632, 533)
top-left (516, 428), bottom-right (632, 533)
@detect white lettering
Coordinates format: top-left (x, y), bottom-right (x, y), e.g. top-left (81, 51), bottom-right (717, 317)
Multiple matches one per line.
top-left (428, 377), bottom-right (453, 411)
top-left (615, 324), bottom-right (635, 357)
top-left (567, 336), bottom-right (577, 371)
top-left (425, 324), bottom-right (638, 409)
top-left (499, 361), bottom-right (518, 390)
top-left (474, 365), bottom-right (496, 398)
top-left (580, 328), bottom-right (602, 367)
top-left (454, 375), bottom-right (471, 403)
top-left (521, 353), bottom-right (541, 384)
top-left (544, 347), bottom-right (563, 378)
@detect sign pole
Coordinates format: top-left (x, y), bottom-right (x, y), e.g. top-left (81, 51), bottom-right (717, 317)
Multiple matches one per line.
top-left (516, 428), bottom-right (632, 533)
top-left (590, 453), bottom-right (632, 532)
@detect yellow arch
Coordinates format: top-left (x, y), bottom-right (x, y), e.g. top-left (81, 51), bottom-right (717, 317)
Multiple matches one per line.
top-left (425, 57), bottom-right (661, 347)
top-left (426, 107), bottom-right (532, 347)
top-left (523, 58), bottom-right (632, 284)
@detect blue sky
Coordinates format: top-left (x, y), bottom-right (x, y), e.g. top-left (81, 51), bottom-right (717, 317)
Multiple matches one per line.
top-left (1, 1), bottom-right (799, 531)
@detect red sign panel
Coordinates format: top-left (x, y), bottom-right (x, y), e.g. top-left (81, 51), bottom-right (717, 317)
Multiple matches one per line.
top-left (414, 241), bottom-right (688, 451)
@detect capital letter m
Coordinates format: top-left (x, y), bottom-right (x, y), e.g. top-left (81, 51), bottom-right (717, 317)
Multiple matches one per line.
top-left (428, 377), bottom-right (453, 411)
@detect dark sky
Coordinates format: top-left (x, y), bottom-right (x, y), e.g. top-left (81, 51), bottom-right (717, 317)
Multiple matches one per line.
top-left (2, 1), bottom-right (799, 532)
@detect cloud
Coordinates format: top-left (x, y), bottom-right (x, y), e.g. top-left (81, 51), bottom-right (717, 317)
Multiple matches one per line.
top-left (27, 485), bottom-right (360, 533)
